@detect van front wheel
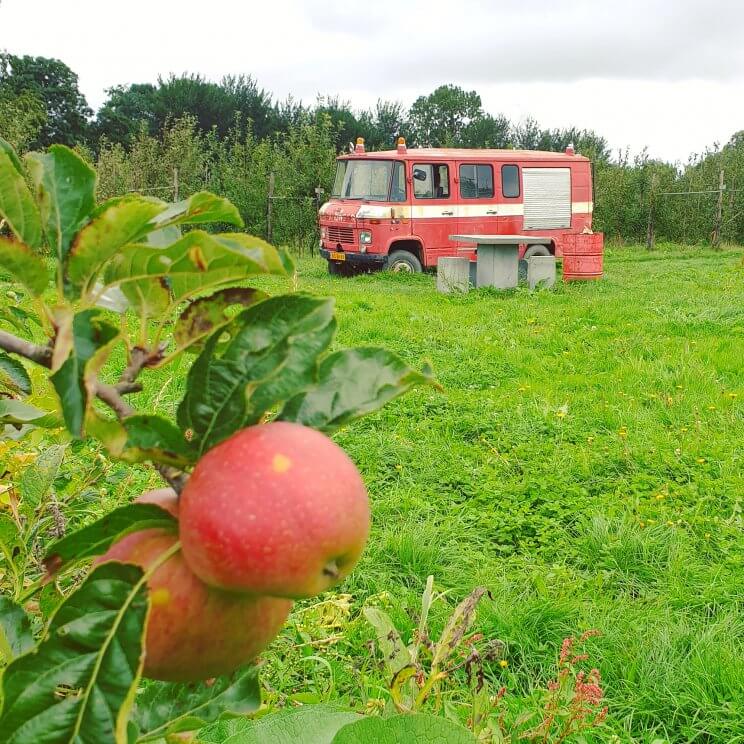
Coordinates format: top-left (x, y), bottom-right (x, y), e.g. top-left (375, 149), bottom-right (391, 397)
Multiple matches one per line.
top-left (387, 250), bottom-right (422, 274)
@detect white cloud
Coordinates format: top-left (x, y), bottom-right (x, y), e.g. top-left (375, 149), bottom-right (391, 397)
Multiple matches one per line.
top-left (2, 0), bottom-right (742, 161)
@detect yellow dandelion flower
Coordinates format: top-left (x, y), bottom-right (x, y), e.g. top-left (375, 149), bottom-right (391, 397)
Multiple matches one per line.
top-left (680, 427), bottom-right (689, 433)
top-left (727, 392), bottom-right (738, 399)
top-left (499, 659), bottom-right (509, 668)
top-left (667, 520), bottom-right (674, 526)
top-left (704, 533), bottom-right (711, 539)
top-left (696, 457), bottom-right (706, 464)
top-left (655, 494), bottom-right (665, 500)
top-left (555, 411), bottom-right (566, 419)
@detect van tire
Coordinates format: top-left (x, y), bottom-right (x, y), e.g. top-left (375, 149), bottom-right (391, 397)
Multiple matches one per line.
top-left (519, 244), bottom-right (552, 282)
top-left (387, 250), bottom-right (422, 274)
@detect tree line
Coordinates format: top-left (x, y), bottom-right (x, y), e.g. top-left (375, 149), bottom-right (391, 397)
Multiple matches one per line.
top-left (2, 52), bottom-right (743, 248)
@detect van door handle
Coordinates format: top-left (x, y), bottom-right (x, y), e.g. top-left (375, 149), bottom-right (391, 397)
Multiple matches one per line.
top-left (486, 209), bottom-right (498, 215)
top-left (441, 210), bottom-right (454, 216)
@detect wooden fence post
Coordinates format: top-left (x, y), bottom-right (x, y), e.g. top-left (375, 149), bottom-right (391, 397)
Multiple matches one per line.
top-left (712, 169), bottom-right (724, 250)
top-left (646, 172), bottom-right (657, 250)
top-left (267, 172), bottom-right (275, 244)
top-left (173, 167), bottom-right (179, 202)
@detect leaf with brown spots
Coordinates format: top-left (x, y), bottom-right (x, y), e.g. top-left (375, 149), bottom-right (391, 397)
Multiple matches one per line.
top-left (173, 287), bottom-right (268, 358)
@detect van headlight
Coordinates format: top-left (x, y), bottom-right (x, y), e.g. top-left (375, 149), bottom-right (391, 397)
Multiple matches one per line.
top-left (359, 231), bottom-right (372, 245)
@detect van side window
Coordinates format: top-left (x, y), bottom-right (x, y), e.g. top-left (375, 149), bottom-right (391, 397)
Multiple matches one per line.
top-left (390, 161), bottom-right (406, 202)
top-left (460, 164), bottom-right (494, 199)
top-left (413, 163), bottom-right (450, 199)
top-left (502, 164), bottom-right (520, 198)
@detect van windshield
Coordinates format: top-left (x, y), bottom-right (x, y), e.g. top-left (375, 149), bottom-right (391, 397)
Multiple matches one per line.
top-left (332, 159), bottom-right (394, 201)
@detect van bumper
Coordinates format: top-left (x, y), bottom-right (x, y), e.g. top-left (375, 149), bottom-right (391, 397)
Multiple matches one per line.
top-left (320, 248), bottom-right (386, 267)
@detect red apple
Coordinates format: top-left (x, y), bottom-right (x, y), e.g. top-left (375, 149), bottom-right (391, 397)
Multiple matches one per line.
top-left (97, 489), bottom-right (292, 682)
top-left (179, 422), bottom-right (370, 599)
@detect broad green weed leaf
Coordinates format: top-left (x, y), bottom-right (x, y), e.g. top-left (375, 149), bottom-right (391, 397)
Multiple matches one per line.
top-left (121, 414), bottom-right (196, 467)
top-left (196, 704), bottom-right (361, 744)
top-left (0, 562), bottom-right (148, 744)
top-left (67, 195), bottom-right (169, 298)
top-left (0, 350), bottom-right (32, 395)
top-left (0, 236), bottom-right (49, 296)
top-left (43, 502), bottom-right (177, 576)
top-left (362, 607), bottom-right (412, 676)
top-left (152, 191), bottom-right (243, 229)
top-left (0, 596), bottom-right (34, 662)
top-left (18, 444), bottom-right (65, 514)
top-left (279, 348), bottom-right (437, 431)
top-left (172, 287), bottom-right (268, 357)
top-left (178, 295), bottom-right (335, 454)
top-left (331, 713), bottom-right (476, 743)
top-left (26, 145), bottom-right (96, 267)
top-left (133, 665), bottom-right (260, 741)
top-left (0, 143), bottom-right (42, 248)
top-left (431, 587), bottom-right (487, 671)
top-left (49, 309), bottom-right (119, 436)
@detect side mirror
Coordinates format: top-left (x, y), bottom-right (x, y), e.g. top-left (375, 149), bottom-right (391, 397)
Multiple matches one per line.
top-left (413, 169), bottom-right (427, 181)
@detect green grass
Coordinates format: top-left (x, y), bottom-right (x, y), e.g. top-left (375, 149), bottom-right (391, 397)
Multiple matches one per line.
top-left (6, 244), bottom-right (743, 742)
top-left (244, 246), bottom-right (743, 742)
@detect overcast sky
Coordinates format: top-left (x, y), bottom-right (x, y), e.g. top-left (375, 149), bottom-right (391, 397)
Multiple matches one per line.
top-left (2, 0), bottom-right (743, 162)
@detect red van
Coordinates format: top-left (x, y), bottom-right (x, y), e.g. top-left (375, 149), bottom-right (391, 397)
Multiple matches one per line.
top-left (318, 138), bottom-right (597, 274)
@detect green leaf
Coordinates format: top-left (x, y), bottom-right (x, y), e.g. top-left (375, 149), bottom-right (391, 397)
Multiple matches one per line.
top-left (134, 665), bottom-right (261, 742)
top-left (50, 309), bottom-right (119, 437)
top-left (178, 295), bottom-right (335, 455)
top-left (279, 349), bottom-right (438, 431)
top-left (0, 399), bottom-right (58, 427)
top-left (0, 236), bottom-right (50, 296)
top-left (67, 195), bottom-right (169, 299)
top-left (0, 145), bottom-right (42, 249)
top-left (431, 587), bottom-right (487, 671)
top-left (0, 350), bottom-right (32, 395)
top-left (331, 713), bottom-right (476, 743)
top-left (0, 136), bottom-right (25, 175)
top-left (0, 596), bottom-right (34, 662)
top-left (43, 502), bottom-right (177, 576)
top-left (152, 191), bottom-right (243, 229)
top-left (172, 287), bottom-right (268, 357)
top-left (25, 145), bottom-right (97, 266)
top-left (120, 415), bottom-right (196, 467)
top-left (100, 231), bottom-right (288, 321)
top-left (362, 607), bottom-right (412, 677)
top-left (17, 444), bottom-right (65, 514)
top-left (0, 561), bottom-right (149, 744)
top-left (196, 704), bottom-right (361, 744)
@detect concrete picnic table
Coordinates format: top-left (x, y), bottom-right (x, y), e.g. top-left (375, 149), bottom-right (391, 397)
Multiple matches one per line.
top-left (449, 234), bottom-right (552, 289)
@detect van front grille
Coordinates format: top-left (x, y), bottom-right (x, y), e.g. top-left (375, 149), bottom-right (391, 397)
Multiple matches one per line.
top-left (328, 226), bottom-right (354, 244)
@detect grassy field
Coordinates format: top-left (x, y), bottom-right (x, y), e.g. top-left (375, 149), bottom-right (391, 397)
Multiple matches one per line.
top-left (5, 245), bottom-right (743, 741)
top-left (245, 245), bottom-right (742, 742)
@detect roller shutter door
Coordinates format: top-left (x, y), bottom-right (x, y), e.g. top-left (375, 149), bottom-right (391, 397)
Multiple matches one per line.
top-left (523, 168), bottom-right (571, 229)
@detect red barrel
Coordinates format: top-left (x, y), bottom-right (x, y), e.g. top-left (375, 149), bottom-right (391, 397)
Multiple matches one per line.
top-left (562, 233), bottom-right (603, 281)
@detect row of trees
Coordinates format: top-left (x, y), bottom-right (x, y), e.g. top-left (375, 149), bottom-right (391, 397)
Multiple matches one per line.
top-left (2, 52), bottom-right (743, 246)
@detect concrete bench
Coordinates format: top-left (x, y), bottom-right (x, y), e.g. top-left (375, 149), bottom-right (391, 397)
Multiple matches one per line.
top-left (436, 257), bottom-right (470, 293)
top-left (527, 255), bottom-right (556, 290)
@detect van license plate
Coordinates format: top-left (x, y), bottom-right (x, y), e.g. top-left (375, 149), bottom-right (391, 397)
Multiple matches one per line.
top-left (329, 251), bottom-right (345, 261)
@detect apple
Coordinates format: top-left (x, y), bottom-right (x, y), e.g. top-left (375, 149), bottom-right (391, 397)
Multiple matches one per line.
top-left (179, 422), bottom-right (370, 599)
top-left (97, 489), bottom-right (292, 682)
